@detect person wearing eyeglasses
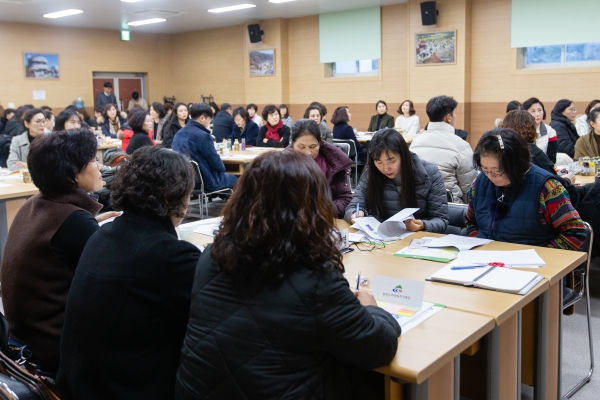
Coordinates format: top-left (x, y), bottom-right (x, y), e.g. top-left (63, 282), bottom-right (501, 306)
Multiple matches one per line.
top-left (465, 128), bottom-right (586, 250)
top-left (1, 128), bottom-right (119, 376)
top-left (344, 129), bottom-right (449, 233)
top-left (7, 108), bottom-right (46, 170)
top-left (550, 99), bottom-right (580, 159)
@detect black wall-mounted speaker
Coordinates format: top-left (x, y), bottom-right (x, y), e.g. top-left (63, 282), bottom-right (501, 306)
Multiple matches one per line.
top-left (248, 24), bottom-right (264, 43)
top-left (420, 1), bottom-right (438, 26)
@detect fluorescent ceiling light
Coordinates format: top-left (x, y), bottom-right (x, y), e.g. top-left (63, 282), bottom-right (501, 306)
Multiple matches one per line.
top-left (269, 0), bottom-right (296, 3)
top-left (127, 18), bottom-right (166, 26)
top-left (208, 4), bottom-right (256, 13)
top-left (43, 9), bottom-right (83, 19)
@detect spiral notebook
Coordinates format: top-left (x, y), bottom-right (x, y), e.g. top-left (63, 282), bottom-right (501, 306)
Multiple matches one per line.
top-left (429, 264), bottom-right (541, 294)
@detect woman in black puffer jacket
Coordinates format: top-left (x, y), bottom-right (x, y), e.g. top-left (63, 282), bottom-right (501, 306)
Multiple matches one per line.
top-left (550, 99), bottom-right (579, 158)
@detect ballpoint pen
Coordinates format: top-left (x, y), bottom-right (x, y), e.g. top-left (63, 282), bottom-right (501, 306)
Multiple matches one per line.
top-left (356, 202), bottom-right (360, 218)
top-left (450, 265), bottom-right (487, 270)
top-left (356, 271), bottom-right (361, 290)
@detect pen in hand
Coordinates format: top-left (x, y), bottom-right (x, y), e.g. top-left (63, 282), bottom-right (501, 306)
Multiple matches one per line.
top-left (355, 203), bottom-right (360, 218)
top-left (356, 271), bottom-right (361, 290)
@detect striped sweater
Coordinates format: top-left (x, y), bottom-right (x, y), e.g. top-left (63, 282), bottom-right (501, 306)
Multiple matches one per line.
top-left (466, 177), bottom-right (586, 251)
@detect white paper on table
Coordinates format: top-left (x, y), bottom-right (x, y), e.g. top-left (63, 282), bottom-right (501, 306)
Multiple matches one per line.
top-left (424, 235), bottom-right (492, 251)
top-left (348, 231), bottom-right (366, 243)
top-left (399, 303), bottom-right (444, 334)
top-left (459, 249), bottom-right (546, 268)
top-left (0, 183), bottom-right (12, 188)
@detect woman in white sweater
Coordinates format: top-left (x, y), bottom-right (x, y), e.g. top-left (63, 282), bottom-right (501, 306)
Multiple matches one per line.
top-left (522, 97), bottom-right (557, 163)
top-left (395, 100), bottom-right (420, 135)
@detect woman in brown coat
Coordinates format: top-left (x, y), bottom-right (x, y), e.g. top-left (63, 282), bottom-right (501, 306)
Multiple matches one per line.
top-left (290, 119), bottom-right (353, 217)
top-left (574, 108), bottom-right (600, 160)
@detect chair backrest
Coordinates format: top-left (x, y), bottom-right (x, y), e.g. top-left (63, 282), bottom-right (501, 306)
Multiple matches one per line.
top-left (581, 221), bottom-right (593, 259)
top-left (190, 160), bottom-right (204, 193)
top-left (333, 142), bottom-right (350, 157)
top-left (444, 203), bottom-right (468, 236)
top-left (333, 139), bottom-right (357, 159)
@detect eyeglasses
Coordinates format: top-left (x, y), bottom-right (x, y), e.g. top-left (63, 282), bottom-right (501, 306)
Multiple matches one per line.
top-left (352, 237), bottom-right (386, 252)
top-left (479, 169), bottom-right (505, 178)
top-left (567, 107), bottom-right (577, 113)
top-left (32, 119), bottom-right (46, 125)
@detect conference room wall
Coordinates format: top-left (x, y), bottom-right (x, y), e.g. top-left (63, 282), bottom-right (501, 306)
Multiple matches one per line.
top-left (0, 22), bottom-right (169, 113)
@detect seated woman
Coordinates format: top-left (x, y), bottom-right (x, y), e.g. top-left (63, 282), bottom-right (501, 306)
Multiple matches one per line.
top-left (466, 128), bottom-right (586, 250)
top-left (291, 119), bottom-right (352, 217)
top-left (175, 150), bottom-right (400, 399)
top-left (124, 110), bottom-right (155, 155)
top-left (256, 104), bottom-right (291, 148)
top-left (8, 108), bottom-right (46, 171)
top-left (57, 147), bottom-right (200, 399)
top-left (150, 102), bottom-right (166, 140)
top-left (53, 109), bottom-right (82, 131)
top-left (522, 97), bottom-right (557, 163)
top-left (550, 99), bottom-right (579, 158)
top-left (395, 100), bottom-right (420, 135)
top-left (493, 100), bottom-right (521, 127)
top-left (575, 99), bottom-right (600, 137)
top-left (231, 106), bottom-right (259, 146)
top-left (367, 100), bottom-right (395, 132)
top-left (331, 106), bottom-right (367, 163)
top-left (304, 104), bottom-right (333, 142)
top-left (1, 128), bottom-right (117, 374)
top-left (209, 101), bottom-right (220, 116)
top-left (161, 102), bottom-right (189, 149)
top-left (344, 129), bottom-right (449, 233)
top-left (98, 104), bottom-right (128, 139)
top-left (77, 107), bottom-right (96, 128)
top-left (575, 108), bottom-right (600, 160)
top-left (43, 110), bottom-right (54, 133)
top-left (279, 103), bottom-right (293, 128)
top-left (247, 103), bottom-right (263, 127)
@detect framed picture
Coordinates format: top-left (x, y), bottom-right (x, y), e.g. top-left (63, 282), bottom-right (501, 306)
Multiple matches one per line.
top-left (415, 31), bottom-right (456, 65)
top-left (249, 49), bottom-right (275, 76)
top-left (24, 53), bottom-right (59, 78)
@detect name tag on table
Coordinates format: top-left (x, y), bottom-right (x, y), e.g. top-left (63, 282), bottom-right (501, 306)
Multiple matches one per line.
top-left (373, 276), bottom-right (424, 315)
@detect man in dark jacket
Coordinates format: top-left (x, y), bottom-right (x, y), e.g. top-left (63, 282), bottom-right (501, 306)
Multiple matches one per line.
top-left (172, 103), bottom-right (237, 191)
top-left (211, 103), bottom-right (235, 142)
top-left (95, 82), bottom-right (118, 110)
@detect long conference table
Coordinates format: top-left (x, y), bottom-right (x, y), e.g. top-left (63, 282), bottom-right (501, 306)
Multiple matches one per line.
top-left (190, 220), bottom-right (585, 400)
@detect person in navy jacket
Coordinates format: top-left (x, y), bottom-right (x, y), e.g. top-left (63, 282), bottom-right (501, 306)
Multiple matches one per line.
top-left (331, 106), bottom-right (367, 163)
top-left (211, 103), bottom-right (236, 143)
top-left (172, 103), bottom-right (237, 192)
top-left (231, 107), bottom-right (259, 146)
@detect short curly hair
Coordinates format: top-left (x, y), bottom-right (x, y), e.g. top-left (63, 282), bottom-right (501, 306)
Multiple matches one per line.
top-left (127, 109), bottom-right (149, 132)
top-left (111, 146), bottom-right (195, 218)
top-left (500, 110), bottom-right (537, 144)
top-left (261, 104), bottom-right (280, 121)
top-left (28, 128), bottom-right (97, 196)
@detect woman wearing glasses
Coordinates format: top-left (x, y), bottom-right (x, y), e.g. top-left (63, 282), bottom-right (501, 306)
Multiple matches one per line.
top-left (7, 108), bottom-right (46, 170)
top-left (550, 99), bottom-right (580, 159)
top-left (344, 129), bottom-right (449, 233)
top-left (1, 128), bottom-right (118, 375)
top-left (466, 128), bottom-right (585, 250)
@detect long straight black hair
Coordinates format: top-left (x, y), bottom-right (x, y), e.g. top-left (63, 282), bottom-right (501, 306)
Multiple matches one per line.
top-left (366, 129), bottom-right (417, 219)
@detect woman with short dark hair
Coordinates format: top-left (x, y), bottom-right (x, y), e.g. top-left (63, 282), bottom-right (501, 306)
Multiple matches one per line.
top-left (345, 129), bottom-right (448, 232)
top-left (575, 99), bottom-right (600, 137)
top-left (395, 100), bottom-right (420, 135)
top-left (522, 97), bottom-right (557, 163)
top-left (150, 102), bottom-right (167, 140)
top-left (466, 128), bottom-right (585, 250)
top-left (125, 110), bottom-right (155, 155)
top-left (231, 106), bottom-right (259, 146)
top-left (176, 150), bottom-right (400, 399)
top-left (247, 103), bottom-right (263, 127)
top-left (331, 105), bottom-right (367, 163)
top-left (256, 104), bottom-right (291, 148)
top-left (279, 103), bottom-right (293, 128)
top-left (99, 104), bottom-right (128, 139)
top-left (57, 146), bottom-right (200, 399)
top-left (367, 100), bottom-right (394, 132)
top-left (161, 102), bottom-right (189, 149)
top-left (291, 119), bottom-right (352, 217)
top-left (0, 108), bottom-right (15, 136)
top-left (7, 108), bottom-right (46, 170)
top-left (1, 129), bottom-right (117, 375)
top-left (54, 109), bottom-right (82, 131)
top-left (304, 105), bottom-right (333, 142)
top-left (550, 99), bottom-right (579, 158)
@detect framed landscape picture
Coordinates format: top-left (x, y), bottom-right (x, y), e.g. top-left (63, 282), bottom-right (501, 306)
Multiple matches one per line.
top-left (24, 53), bottom-right (59, 78)
top-left (415, 31), bottom-right (456, 66)
top-left (249, 49), bottom-right (275, 76)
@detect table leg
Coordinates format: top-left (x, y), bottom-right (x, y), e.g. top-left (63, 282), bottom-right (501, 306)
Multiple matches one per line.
top-left (547, 283), bottom-right (560, 399)
top-left (239, 163), bottom-right (245, 175)
top-left (558, 280), bottom-right (563, 397)
top-left (428, 359), bottom-right (454, 399)
top-left (499, 313), bottom-right (518, 399)
top-left (518, 309), bottom-right (522, 400)
top-left (487, 325), bottom-right (500, 400)
top-left (454, 356), bottom-right (460, 400)
top-left (534, 289), bottom-right (549, 400)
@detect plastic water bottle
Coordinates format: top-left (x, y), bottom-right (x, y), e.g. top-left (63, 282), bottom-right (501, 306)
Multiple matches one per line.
top-left (227, 139), bottom-right (232, 150)
top-left (241, 138), bottom-right (246, 151)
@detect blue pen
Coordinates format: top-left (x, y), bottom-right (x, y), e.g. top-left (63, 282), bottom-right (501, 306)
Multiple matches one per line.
top-left (451, 265), bottom-right (487, 270)
top-left (356, 203), bottom-right (360, 218)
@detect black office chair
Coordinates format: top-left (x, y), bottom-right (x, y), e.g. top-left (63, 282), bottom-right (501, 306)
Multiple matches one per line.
top-left (561, 222), bottom-right (594, 398)
top-left (188, 160), bottom-right (232, 219)
top-left (333, 139), bottom-right (364, 185)
top-left (444, 203), bottom-right (468, 236)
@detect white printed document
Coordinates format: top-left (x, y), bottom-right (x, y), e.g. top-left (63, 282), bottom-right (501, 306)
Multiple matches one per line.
top-left (353, 208), bottom-right (419, 240)
top-left (423, 235), bottom-right (492, 251)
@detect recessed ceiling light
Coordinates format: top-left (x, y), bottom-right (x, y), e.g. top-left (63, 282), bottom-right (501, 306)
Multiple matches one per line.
top-left (43, 9), bottom-right (83, 19)
top-left (208, 4), bottom-right (256, 13)
top-left (127, 18), bottom-right (166, 26)
top-left (269, 0), bottom-right (296, 3)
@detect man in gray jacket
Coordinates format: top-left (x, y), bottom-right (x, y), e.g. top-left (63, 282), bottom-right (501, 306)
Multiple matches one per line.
top-left (410, 95), bottom-right (477, 203)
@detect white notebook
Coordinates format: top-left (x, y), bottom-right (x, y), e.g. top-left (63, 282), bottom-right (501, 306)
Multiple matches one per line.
top-left (430, 264), bottom-right (540, 294)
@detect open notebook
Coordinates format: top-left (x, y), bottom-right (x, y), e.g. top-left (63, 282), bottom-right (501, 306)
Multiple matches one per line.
top-left (429, 264), bottom-right (542, 294)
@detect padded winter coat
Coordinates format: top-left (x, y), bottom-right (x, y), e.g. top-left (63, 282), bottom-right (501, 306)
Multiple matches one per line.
top-left (551, 113), bottom-right (579, 158)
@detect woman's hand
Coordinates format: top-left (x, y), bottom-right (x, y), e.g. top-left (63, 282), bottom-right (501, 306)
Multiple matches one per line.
top-left (405, 218), bottom-right (424, 232)
top-left (350, 211), bottom-right (365, 223)
top-left (15, 161), bottom-right (26, 169)
top-left (352, 290), bottom-right (378, 307)
top-left (95, 211), bottom-right (122, 223)
top-left (567, 172), bottom-right (576, 184)
top-left (263, 138), bottom-right (268, 143)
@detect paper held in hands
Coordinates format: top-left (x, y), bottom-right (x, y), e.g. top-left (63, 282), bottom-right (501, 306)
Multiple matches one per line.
top-left (353, 208), bottom-right (419, 240)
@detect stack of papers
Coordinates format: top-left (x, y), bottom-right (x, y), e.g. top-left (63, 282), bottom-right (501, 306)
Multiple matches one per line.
top-left (457, 249), bottom-right (546, 268)
top-left (422, 235), bottom-right (492, 250)
top-left (377, 301), bottom-right (445, 334)
top-left (187, 217), bottom-right (222, 237)
top-left (352, 208), bottom-right (419, 241)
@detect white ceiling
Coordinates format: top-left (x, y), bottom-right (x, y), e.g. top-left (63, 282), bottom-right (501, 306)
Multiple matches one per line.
top-left (0, 0), bottom-right (407, 34)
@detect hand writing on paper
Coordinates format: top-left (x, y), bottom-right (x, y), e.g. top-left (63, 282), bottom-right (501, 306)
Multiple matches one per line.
top-left (405, 218), bottom-right (424, 232)
top-left (352, 290), bottom-right (377, 307)
top-left (350, 211), bottom-right (365, 223)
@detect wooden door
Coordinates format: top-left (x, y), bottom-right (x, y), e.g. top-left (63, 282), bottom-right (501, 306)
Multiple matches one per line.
top-left (118, 78), bottom-right (143, 112)
top-left (93, 78), bottom-right (114, 110)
